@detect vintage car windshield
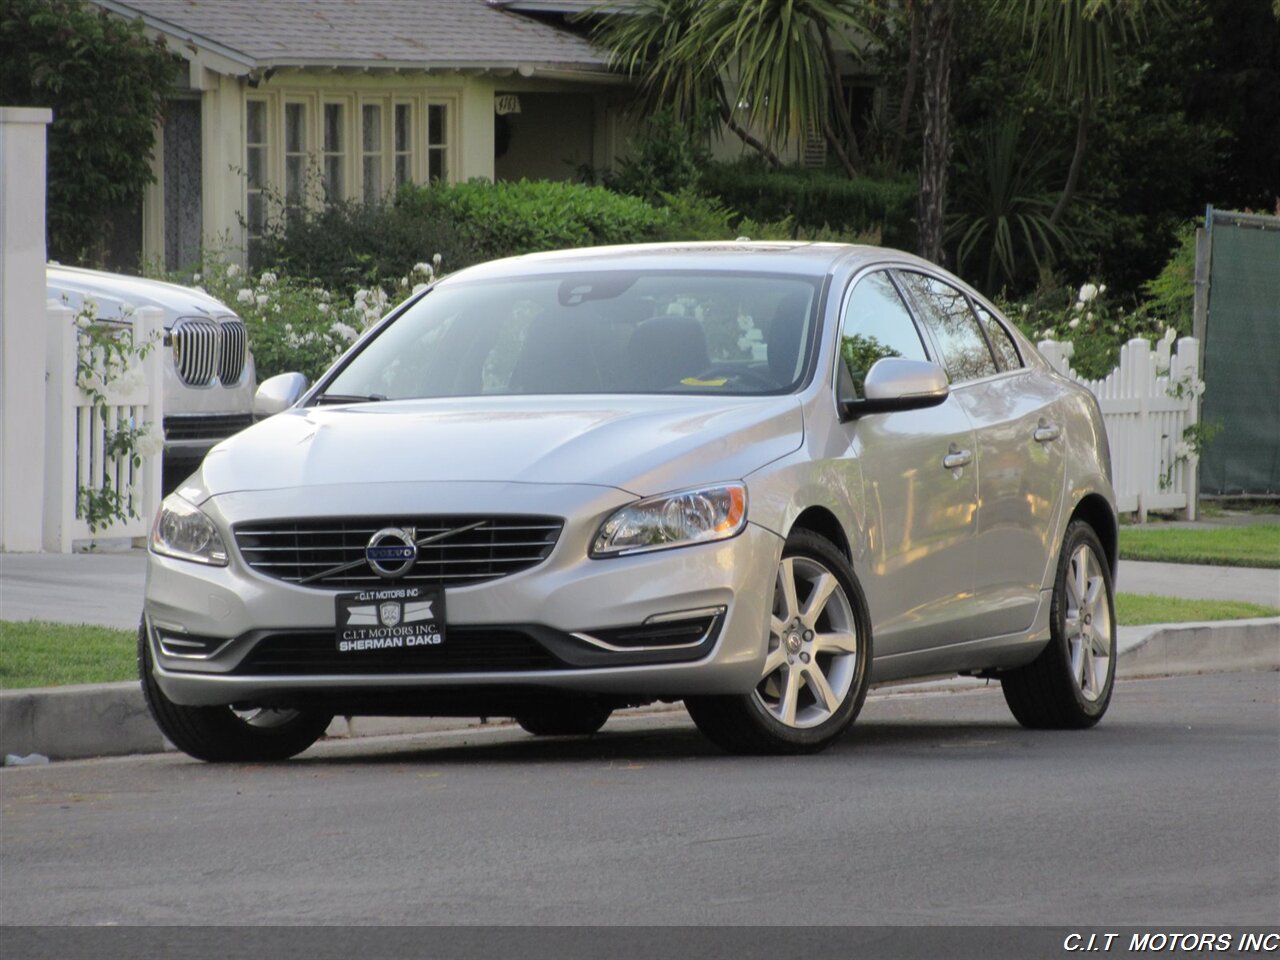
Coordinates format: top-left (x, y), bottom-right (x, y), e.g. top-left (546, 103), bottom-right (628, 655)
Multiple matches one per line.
top-left (321, 271), bottom-right (821, 400)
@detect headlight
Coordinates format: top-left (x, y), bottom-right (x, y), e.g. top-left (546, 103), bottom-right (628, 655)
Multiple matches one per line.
top-left (591, 483), bottom-right (747, 558)
top-left (150, 495), bottom-right (228, 566)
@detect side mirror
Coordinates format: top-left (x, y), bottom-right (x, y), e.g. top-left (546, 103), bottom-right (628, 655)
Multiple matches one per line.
top-left (838, 357), bottom-right (949, 420)
top-left (254, 372), bottom-right (309, 418)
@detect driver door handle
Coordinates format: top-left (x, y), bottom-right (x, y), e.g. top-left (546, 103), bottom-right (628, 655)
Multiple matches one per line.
top-left (942, 444), bottom-right (972, 470)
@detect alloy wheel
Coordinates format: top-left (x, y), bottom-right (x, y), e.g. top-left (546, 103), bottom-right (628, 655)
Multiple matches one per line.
top-left (1064, 543), bottom-right (1113, 702)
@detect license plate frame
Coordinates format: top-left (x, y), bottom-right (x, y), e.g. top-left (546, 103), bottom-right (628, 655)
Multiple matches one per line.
top-left (333, 584), bottom-right (446, 653)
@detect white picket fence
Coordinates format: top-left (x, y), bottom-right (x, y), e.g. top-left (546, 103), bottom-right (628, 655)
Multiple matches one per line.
top-left (43, 301), bottom-right (165, 550)
top-left (1038, 336), bottom-right (1201, 522)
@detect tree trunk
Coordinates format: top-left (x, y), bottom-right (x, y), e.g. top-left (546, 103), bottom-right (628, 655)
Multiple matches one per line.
top-left (1050, 90), bottom-right (1091, 227)
top-left (717, 93), bottom-right (782, 169)
top-left (889, 1), bottom-right (921, 172)
top-left (917, 0), bottom-right (955, 265)
top-left (823, 116), bottom-right (859, 179)
top-left (818, 21), bottom-right (862, 175)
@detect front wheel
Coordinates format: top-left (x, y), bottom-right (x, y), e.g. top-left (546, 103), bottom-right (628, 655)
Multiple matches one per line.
top-left (686, 530), bottom-right (872, 754)
top-left (1001, 520), bottom-right (1116, 729)
top-left (139, 622), bottom-right (332, 762)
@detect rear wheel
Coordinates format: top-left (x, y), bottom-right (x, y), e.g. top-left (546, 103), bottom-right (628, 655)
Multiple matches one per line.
top-left (686, 530), bottom-right (872, 755)
top-left (139, 622), bottom-right (332, 762)
top-left (1001, 520), bottom-right (1116, 728)
top-left (515, 700), bottom-right (612, 736)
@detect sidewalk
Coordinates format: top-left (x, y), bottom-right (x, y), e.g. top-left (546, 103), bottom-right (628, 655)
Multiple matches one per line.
top-left (2, 545), bottom-right (1277, 762)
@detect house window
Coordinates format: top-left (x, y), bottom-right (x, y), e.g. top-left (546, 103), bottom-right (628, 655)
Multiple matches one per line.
top-left (245, 99), bottom-right (268, 242)
top-left (362, 103), bottom-right (383, 201)
top-left (394, 103), bottom-right (413, 189)
top-left (284, 102), bottom-right (307, 207)
top-left (323, 102), bottom-right (345, 201)
top-left (427, 103), bottom-right (448, 182)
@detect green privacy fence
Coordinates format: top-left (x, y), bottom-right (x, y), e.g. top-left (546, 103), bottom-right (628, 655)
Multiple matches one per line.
top-left (1198, 208), bottom-right (1280, 497)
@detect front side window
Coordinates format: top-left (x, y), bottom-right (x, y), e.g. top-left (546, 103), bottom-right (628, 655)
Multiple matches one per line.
top-left (839, 270), bottom-right (929, 399)
top-left (896, 272), bottom-right (998, 384)
top-left (321, 272), bottom-right (820, 400)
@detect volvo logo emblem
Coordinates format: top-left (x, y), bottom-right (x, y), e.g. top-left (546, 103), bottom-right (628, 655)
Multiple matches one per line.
top-left (365, 527), bottom-right (418, 579)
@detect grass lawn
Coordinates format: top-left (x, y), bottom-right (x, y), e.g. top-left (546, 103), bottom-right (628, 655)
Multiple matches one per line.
top-left (1114, 593), bottom-right (1280, 626)
top-left (0, 620), bottom-right (137, 689)
top-left (1118, 524), bottom-right (1280, 568)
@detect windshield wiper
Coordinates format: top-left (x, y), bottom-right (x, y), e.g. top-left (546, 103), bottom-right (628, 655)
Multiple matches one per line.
top-left (312, 393), bottom-right (387, 406)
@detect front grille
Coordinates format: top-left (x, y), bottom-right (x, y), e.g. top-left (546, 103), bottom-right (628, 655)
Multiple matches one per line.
top-left (171, 317), bottom-right (248, 387)
top-left (217, 319), bottom-right (248, 384)
top-left (163, 413), bottom-right (255, 442)
top-left (233, 628), bottom-right (562, 675)
top-left (234, 515), bottom-right (563, 589)
top-left (172, 318), bottom-right (218, 386)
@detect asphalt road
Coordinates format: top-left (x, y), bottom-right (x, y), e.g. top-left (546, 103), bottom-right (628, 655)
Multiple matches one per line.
top-left (1, 672), bottom-right (1277, 927)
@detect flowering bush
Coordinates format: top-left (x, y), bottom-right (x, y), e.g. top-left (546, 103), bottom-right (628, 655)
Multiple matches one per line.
top-left (1003, 280), bottom-right (1173, 380)
top-left (190, 253), bottom-right (440, 382)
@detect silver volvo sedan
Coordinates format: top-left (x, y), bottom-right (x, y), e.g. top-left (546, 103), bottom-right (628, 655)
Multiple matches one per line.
top-left (142, 242), bottom-right (1119, 760)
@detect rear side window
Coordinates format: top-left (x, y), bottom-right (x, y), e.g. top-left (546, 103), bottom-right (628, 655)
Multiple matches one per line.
top-left (839, 270), bottom-right (929, 399)
top-left (896, 272), bottom-right (998, 384)
top-left (975, 303), bottom-right (1022, 370)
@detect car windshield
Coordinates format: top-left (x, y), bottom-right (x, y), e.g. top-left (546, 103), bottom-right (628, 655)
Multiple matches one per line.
top-left (320, 270), bottom-right (821, 400)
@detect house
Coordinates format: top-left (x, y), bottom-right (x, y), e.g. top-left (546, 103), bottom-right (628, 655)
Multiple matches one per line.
top-left (93, 0), bottom-right (634, 271)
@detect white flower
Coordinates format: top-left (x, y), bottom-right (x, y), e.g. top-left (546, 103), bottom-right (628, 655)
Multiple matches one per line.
top-left (432, 253), bottom-right (442, 270)
top-left (1020, 304), bottom-right (1029, 314)
top-left (255, 294), bottom-right (269, 307)
top-left (1077, 283), bottom-right (1098, 304)
top-left (355, 289), bottom-right (368, 304)
top-left (236, 288), bottom-right (254, 304)
top-left (192, 273), bottom-right (202, 283)
top-left (318, 302), bottom-right (329, 313)
top-left (330, 321), bottom-right (359, 342)
top-left (227, 263), bottom-right (241, 277)
top-left (135, 423), bottom-right (165, 458)
top-left (1073, 302), bottom-right (1084, 312)
top-left (260, 271), bottom-right (277, 286)
top-left (413, 262), bottom-right (432, 276)
top-left (1112, 324), bottom-right (1121, 333)
top-left (1192, 380), bottom-right (1206, 397)
top-left (1099, 284), bottom-right (1107, 294)
top-left (1068, 317), bottom-right (1081, 329)
top-left (412, 283), bottom-right (428, 296)
top-left (1086, 311), bottom-right (1094, 322)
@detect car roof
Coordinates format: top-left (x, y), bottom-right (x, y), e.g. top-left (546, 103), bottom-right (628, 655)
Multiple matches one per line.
top-left (441, 241), bottom-right (940, 284)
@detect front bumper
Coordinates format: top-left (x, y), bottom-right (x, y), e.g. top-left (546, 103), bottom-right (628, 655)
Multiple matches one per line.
top-left (145, 481), bottom-right (782, 708)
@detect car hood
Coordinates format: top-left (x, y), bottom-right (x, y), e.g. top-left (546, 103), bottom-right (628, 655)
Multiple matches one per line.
top-left (198, 395), bottom-right (803, 498)
top-left (47, 265), bottom-right (239, 326)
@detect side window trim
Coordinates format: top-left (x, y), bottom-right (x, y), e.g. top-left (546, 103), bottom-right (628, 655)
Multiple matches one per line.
top-left (891, 268), bottom-right (1004, 385)
top-left (969, 296), bottom-right (1025, 371)
top-left (831, 264), bottom-right (937, 403)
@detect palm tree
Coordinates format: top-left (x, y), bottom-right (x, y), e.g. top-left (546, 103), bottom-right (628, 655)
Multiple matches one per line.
top-left (590, 0), bottom-right (875, 175)
top-left (1010, 0), bottom-right (1159, 225)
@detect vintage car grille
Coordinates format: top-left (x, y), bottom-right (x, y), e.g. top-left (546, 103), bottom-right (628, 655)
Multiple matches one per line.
top-left (233, 515), bottom-right (564, 589)
top-left (171, 317), bottom-right (248, 387)
top-left (163, 413), bottom-right (256, 443)
top-left (233, 628), bottom-right (563, 675)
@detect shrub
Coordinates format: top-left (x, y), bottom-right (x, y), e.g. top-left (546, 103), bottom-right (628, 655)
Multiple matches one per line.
top-left (396, 179), bottom-right (667, 262)
top-left (700, 161), bottom-right (917, 248)
top-left (609, 106), bottom-right (713, 202)
top-left (252, 196), bottom-right (467, 297)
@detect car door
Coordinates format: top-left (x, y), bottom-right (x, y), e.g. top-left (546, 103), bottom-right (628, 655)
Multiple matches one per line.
top-left (896, 272), bottom-right (1065, 638)
top-left (836, 269), bottom-right (982, 659)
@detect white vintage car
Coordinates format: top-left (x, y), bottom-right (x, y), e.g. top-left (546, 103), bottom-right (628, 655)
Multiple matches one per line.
top-left (47, 265), bottom-right (257, 489)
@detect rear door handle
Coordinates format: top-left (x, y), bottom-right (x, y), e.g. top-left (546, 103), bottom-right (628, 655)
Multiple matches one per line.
top-left (942, 445), bottom-right (972, 470)
top-left (1034, 420), bottom-right (1061, 444)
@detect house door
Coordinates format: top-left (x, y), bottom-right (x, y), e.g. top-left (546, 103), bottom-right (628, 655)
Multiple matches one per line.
top-left (164, 98), bottom-right (203, 273)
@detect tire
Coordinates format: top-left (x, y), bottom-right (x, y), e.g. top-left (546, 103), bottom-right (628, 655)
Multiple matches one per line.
top-left (138, 622), bottom-right (333, 762)
top-left (515, 700), bottom-right (612, 736)
top-left (1001, 520), bottom-right (1116, 729)
top-left (686, 529), bottom-right (872, 755)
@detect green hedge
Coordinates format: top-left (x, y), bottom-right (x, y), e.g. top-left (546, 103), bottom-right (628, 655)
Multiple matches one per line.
top-left (701, 163), bottom-right (917, 249)
top-left (396, 179), bottom-right (668, 263)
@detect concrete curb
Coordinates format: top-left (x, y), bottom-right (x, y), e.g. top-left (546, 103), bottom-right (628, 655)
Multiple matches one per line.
top-left (3, 617), bottom-right (1277, 763)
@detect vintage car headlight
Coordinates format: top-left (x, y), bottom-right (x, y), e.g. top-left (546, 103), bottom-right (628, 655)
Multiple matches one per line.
top-left (150, 495), bottom-right (228, 566)
top-left (591, 483), bottom-right (747, 557)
